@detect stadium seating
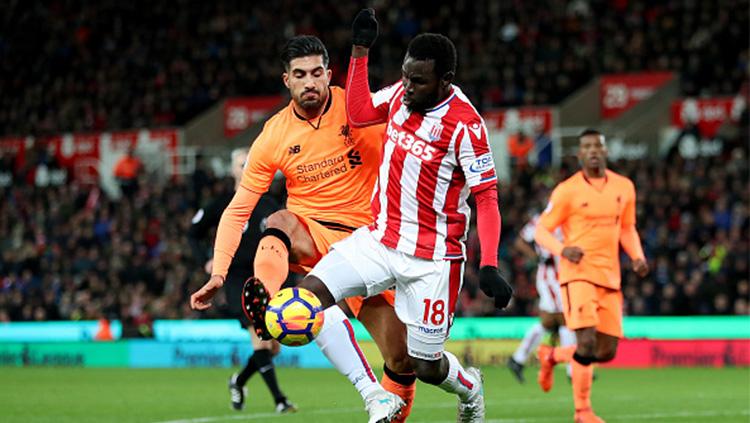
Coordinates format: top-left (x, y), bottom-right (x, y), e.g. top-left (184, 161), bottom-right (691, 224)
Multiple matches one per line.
top-left (0, 1), bottom-right (746, 136)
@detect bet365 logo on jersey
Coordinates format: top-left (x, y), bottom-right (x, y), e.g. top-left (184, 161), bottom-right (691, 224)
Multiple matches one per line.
top-left (386, 124), bottom-right (437, 161)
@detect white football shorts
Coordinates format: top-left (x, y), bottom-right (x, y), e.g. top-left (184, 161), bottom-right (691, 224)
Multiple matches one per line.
top-left (536, 262), bottom-right (563, 313)
top-left (309, 227), bottom-right (464, 360)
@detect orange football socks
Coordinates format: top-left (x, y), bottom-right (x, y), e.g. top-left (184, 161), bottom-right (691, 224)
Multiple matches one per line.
top-left (253, 232), bottom-right (290, 295)
top-left (572, 359), bottom-right (594, 411)
top-left (382, 366), bottom-right (416, 422)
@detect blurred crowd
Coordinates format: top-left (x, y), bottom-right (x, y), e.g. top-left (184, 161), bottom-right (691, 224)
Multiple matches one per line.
top-left (1, 0), bottom-right (747, 136)
top-left (1, 142), bottom-right (747, 325)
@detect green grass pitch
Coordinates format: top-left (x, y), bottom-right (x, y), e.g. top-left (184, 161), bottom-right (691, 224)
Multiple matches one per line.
top-left (2, 367), bottom-right (748, 422)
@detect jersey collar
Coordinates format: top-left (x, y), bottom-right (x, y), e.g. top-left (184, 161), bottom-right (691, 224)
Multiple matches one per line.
top-left (424, 86), bottom-right (456, 113)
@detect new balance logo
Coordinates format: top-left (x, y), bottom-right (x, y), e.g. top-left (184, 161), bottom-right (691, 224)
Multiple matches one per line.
top-left (581, 202), bottom-right (589, 208)
top-left (288, 145), bottom-right (301, 155)
top-left (347, 149), bottom-right (362, 168)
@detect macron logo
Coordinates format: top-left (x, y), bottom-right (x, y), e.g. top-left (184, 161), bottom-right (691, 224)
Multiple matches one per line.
top-left (468, 122), bottom-right (483, 139)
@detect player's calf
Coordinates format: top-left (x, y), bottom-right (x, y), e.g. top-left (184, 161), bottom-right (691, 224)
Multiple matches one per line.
top-left (409, 356), bottom-right (446, 385)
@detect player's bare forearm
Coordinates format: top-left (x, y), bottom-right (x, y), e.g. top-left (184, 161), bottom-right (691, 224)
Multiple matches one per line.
top-left (190, 275), bottom-right (224, 310)
top-left (352, 45), bottom-right (369, 58)
top-left (513, 237), bottom-right (537, 261)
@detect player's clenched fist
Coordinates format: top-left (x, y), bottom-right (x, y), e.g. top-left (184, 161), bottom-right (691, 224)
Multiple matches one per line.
top-left (190, 275), bottom-right (224, 310)
top-left (352, 8), bottom-right (378, 48)
top-left (561, 246), bottom-right (584, 264)
top-left (632, 258), bottom-right (649, 277)
top-left (479, 266), bottom-right (513, 310)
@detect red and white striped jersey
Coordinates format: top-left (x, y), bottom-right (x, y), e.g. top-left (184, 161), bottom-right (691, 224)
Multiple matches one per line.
top-left (366, 81), bottom-right (498, 261)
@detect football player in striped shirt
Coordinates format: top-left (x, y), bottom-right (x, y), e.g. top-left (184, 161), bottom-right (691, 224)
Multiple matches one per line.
top-left (299, 9), bottom-right (513, 423)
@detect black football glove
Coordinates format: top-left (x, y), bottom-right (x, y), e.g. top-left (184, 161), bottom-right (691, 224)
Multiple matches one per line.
top-left (479, 266), bottom-right (513, 310)
top-left (352, 8), bottom-right (378, 48)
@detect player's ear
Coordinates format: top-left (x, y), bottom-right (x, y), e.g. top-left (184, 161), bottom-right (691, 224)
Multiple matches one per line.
top-left (282, 72), bottom-right (290, 89)
top-left (441, 71), bottom-right (454, 88)
top-left (326, 68), bottom-right (332, 82)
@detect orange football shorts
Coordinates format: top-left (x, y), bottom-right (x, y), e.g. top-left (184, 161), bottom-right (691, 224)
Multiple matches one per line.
top-left (560, 280), bottom-right (623, 338)
top-left (292, 213), bottom-right (395, 318)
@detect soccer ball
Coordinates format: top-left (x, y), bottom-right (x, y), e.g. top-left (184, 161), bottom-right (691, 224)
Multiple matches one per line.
top-left (265, 287), bottom-right (325, 346)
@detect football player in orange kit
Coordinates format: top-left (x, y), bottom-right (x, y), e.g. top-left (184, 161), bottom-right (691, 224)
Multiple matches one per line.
top-left (534, 129), bottom-right (649, 423)
top-left (190, 35), bottom-right (411, 423)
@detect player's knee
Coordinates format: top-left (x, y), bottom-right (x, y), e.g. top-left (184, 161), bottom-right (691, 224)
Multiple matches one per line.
top-left (596, 345), bottom-right (617, 362)
top-left (575, 340), bottom-right (596, 357)
top-left (539, 314), bottom-right (557, 331)
top-left (299, 275), bottom-right (335, 308)
top-left (266, 210), bottom-right (297, 232)
top-left (409, 357), bottom-right (443, 385)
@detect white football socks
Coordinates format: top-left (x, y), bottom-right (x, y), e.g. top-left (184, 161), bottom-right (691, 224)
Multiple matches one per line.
top-left (314, 304), bottom-right (380, 399)
top-left (438, 351), bottom-right (479, 402)
top-left (512, 322), bottom-right (546, 364)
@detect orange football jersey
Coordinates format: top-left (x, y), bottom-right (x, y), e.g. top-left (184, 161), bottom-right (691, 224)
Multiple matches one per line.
top-left (537, 170), bottom-right (639, 290)
top-left (240, 86), bottom-right (384, 228)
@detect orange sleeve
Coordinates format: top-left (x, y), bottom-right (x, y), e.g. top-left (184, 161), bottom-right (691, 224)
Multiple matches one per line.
top-left (535, 185), bottom-right (568, 256)
top-left (211, 185), bottom-right (262, 279)
top-left (239, 122), bottom-right (279, 194)
top-left (619, 180), bottom-right (645, 260)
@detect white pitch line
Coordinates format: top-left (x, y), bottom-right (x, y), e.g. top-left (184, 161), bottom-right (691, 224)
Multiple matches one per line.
top-left (155, 407), bottom-right (750, 423)
top-left (429, 409), bottom-right (750, 423)
top-left (151, 406), bottom-right (363, 423)
top-left (150, 396), bottom-right (750, 423)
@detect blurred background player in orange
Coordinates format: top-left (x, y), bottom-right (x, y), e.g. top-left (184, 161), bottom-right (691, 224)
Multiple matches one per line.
top-left (534, 129), bottom-right (649, 423)
top-left (188, 148), bottom-right (296, 413)
top-left (189, 35), bottom-right (413, 423)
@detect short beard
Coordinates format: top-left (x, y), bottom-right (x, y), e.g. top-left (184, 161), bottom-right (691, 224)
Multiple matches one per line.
top-left (297, 88), bottom-right (328, 112)
top-left (406, 93), bottom-right (439, 114)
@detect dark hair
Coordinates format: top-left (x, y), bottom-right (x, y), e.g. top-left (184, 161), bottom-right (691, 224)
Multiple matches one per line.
top-left (578, 128), bottom-right (603, 140)
top-left (406, 33), bottom-right (457, 78)
top-left (280, 35), bottom-right (329, 70)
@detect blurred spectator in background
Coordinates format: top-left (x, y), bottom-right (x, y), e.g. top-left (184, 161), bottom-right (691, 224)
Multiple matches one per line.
top-left (0, 147), bottom-right (746, 322)
top-left (0, 0), bottom-right (746, 137)
top-left (0, 0), bottom-right (747, 322)
top-left (113, 146), bottom-right (142, 198)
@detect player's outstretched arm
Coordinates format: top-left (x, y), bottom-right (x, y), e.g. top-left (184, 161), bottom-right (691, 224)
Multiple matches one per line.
top-left (351, 8), bottom-right (377, 57)
top-left (346, 8), bottom-right (388, 127)
top-left (189, 186), bottom-right (262, 310)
